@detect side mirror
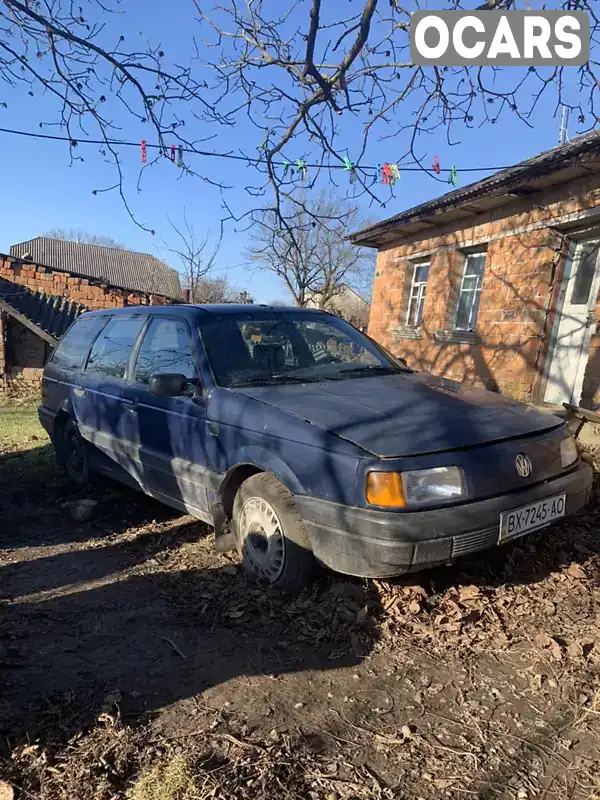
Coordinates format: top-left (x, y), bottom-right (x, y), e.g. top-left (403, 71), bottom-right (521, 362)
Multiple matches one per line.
top-left (149, 373), bottom-right (194, 397)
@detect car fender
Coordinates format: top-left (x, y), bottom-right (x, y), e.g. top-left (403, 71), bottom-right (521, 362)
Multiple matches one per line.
top-left (230, 445), bottom-right (306, 495)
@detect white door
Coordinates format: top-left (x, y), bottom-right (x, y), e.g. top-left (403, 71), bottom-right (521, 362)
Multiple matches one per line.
top-left (544, 240), bottom-right (600, 406)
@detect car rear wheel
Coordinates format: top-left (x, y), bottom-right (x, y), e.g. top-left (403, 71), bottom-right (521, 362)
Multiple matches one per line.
top-left (233, 472), bottom-right (315, 592)
top-left (60, 418), bottom-right (92, 485)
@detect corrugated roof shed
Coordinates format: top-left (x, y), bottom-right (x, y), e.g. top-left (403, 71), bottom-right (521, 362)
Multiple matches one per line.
top-left (0, 278), bottom-right (86, 343)
top-left (9, 238), bottom-right (183, 300)
top-left (350, 129), bottom-right (600, 248)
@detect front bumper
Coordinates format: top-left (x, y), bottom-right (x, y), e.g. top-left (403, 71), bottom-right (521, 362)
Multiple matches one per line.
top-left (295, 461), bottom-right (593, 578)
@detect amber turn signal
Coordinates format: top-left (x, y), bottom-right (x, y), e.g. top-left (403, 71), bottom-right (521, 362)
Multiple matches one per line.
top-left (365, 472), bottom-right (406, 508)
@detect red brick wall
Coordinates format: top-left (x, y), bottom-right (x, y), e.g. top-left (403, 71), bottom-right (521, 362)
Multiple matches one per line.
top-left (0, 254), bottom-right (174, 310)
top-left (368, 172), bottom-right (600, 403)
top-left (0, 253), bottom-right (177, 394)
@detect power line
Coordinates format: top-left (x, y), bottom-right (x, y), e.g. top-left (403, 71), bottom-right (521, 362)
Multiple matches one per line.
top-left (0, 125), bottom-right (512, 174)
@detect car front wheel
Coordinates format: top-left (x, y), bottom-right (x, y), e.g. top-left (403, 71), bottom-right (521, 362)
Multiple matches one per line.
top-left (233, 472), bottom-right (315, 592)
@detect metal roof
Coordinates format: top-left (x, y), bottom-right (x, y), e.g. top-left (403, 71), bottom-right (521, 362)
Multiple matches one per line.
top-left (350, 130), bottom-right (600, 248)
top-left (0, 278), bottom-right (86, 344)
top-left (9, 237), bottom-right (183, 300)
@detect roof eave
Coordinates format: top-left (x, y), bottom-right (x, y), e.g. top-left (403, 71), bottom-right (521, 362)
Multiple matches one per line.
top-left (350, 131), bottom-right (600, 248)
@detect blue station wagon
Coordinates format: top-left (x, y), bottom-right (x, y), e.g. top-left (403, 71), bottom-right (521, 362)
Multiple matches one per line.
top-left (39, 304), bottom-right (593, 591)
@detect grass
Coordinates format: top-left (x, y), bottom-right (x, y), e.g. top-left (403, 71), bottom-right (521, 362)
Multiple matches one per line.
top-left (0, 406), bottom-right (48, 454)
top-left (0, 405), bottom-right (57, 489)
top-left (127, 754), bottom-right (199, 800)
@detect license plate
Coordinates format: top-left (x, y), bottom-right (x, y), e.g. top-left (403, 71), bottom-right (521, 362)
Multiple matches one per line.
top-left (499, 493), bottom-right (566, 543)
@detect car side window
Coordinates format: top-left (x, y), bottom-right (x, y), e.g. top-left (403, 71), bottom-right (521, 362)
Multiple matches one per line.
top-left (133, 318), bottom-right (197, 385)
top-left (50, 316), bottom-right (108, 370)
top-left (86, 317), bottom-right (145, 379)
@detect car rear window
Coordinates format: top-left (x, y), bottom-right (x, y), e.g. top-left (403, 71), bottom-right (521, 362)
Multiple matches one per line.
top-left (50, 315), bottom-right (108, 371)
top-left (86, 317), bottom-right (145, 379)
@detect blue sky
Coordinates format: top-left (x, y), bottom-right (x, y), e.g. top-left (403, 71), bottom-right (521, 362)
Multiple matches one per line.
top-left (0, 2), bottom-right (592, 302)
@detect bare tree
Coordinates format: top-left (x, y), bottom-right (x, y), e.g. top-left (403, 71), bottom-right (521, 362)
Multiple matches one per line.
top-left (193, 276), bottom-right (254, 304)
top-left (1, 1), bottom-right (599, 232)
top-left (247, 193), bottom-right (374, 307)
top-left (164, 215), bottom-right (221, 301)
top-left (43, 228), bottom-right (126, 249)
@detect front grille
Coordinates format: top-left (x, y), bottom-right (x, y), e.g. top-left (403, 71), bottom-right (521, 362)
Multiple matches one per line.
top-left (452, 527), bottom-right (498, 557)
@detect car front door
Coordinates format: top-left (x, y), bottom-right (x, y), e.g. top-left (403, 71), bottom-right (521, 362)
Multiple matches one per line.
top-left (120, 315), bottom-right (212, 521)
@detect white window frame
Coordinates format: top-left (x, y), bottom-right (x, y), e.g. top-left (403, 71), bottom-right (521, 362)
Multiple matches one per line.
top-left (455, 251), bottom-right (486, 331)
top-left (405, 261), bottom-right (430, 328)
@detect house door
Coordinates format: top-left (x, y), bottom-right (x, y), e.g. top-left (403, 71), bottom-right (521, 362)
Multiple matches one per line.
top-left (544, 240), bottom-right (600, 406)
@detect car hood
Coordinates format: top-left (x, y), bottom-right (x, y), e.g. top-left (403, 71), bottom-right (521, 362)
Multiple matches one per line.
top-left (233, 372), bottom-right (562, 457)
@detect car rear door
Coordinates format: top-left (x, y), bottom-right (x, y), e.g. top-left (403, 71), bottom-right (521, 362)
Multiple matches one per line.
top-left (77, 315), bottom-right (146, 477)
top-left (120, 314), bottom-right (212, 520)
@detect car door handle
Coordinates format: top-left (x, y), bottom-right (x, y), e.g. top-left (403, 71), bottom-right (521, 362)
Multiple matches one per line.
top-left (121, 399), bottom-right (138, 414)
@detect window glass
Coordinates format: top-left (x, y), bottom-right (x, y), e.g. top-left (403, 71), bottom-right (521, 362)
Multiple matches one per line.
top-left (571, 243), bottom-right (600, 305)
top-left (406, 262), bottom-right (430, 327)
top-left (86, 317), bottom-right (145, 379)
top-left (199, 311), bottom-right (407, 388)
top-left (455, 252), bottom-right (486, 330)
top-left (50, 316), bottom-right (107, 370)
top-left (134, 318), bottom-right (197, 384)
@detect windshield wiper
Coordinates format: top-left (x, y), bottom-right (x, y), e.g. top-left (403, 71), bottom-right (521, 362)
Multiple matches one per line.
top-left (328, 364), bottom-right (408, 379)
top-left (229, 374), bottom-right (322, 387)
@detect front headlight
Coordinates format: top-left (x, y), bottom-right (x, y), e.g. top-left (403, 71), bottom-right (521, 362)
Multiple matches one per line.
top-left (366, 466), bottom-right (465, 508)
top-left (401, 466), bottom-right (465, 506)
top-left (560, 436), bottom-right (578, 468)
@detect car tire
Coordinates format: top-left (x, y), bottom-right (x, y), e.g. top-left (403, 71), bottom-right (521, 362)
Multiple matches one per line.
top-left (233, 472), bottom-right (315, 592)
top-left (59, 418), bottom-right (92, 486)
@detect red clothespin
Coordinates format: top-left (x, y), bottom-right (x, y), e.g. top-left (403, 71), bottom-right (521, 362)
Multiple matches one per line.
top-left (432, 155), bottom-right (441, 175)
top-left (382, 163), bottom-right (393, 185)
top-left (170, 145), bottom-right (176, 162)
top-left (141, 140), bottom-right (147, 164)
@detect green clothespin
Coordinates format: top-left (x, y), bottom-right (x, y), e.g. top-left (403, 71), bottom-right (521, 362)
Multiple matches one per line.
top-left (391, 164), bottom-right (400, 183)
top-left (283, 160), bottom-right (291, 177)
top-left (448, 165), bottom-right (458, 187)
top-left (295, 159), bottom-right (307, 180)
top-left (343, 157), bottom-right (356, 183)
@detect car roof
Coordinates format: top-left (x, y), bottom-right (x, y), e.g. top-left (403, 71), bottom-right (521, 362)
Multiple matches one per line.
top-left (80, 304), bottom-right (334, 319)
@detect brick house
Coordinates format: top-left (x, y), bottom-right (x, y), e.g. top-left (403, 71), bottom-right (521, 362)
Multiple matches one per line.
top-left (0, 238), bottom-right (182, 393)
top-left (350, 131), bottom-right (600, 409)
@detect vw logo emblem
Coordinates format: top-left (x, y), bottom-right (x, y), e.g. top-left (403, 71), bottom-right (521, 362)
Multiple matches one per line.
top-left (515, 453), bottom-right (532, 478)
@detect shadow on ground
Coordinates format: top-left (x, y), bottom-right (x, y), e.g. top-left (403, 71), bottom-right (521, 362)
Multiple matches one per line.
top-left (2, 442), bottom-right (600, 772)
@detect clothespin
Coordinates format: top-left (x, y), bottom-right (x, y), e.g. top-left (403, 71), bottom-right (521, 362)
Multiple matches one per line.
top-left (170, 145), bottom-right (176, 162)
top-left (283, 160), bottom-right (291, 177)
top-left (295, 159), bottom-right (307, 180)
top-left (343, 157), bottom-right (356, 183)
top-left (391, 164), bottom-right (400, 183)
top-left (177, 145), bottom-right (184, 168)
top-left (375, 164), bottom-right (381, 185)
top-left (382, 163), bottom-right (393, 185)
top-left (141, 140), bottom-right (147, 164)
top-left (432, 155), bottom-right (441, 175)
top-left (448, 165), bottom-right (458, 187)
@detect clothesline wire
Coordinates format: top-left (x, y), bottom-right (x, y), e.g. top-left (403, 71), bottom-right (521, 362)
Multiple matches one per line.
top-left (0, 125), bottom-right (512, 173)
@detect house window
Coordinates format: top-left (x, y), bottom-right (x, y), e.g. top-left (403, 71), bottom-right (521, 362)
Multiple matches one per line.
top-left (455, 252), bottom-right (486, 331)
top-left (405, 262), bottom-right (430, 327)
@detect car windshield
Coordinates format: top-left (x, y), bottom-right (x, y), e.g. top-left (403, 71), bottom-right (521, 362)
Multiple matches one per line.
top-left (198, 311), bottom-right (411, 388)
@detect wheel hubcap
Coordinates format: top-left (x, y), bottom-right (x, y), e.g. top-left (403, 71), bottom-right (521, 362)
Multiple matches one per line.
top-left (239, 496), bottom-right (285, 581)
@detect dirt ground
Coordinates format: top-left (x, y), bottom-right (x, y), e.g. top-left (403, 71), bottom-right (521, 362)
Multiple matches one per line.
top-left (1, 407), bottom-right (600, 799)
